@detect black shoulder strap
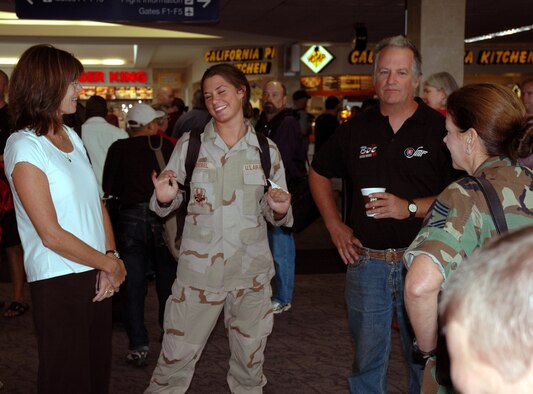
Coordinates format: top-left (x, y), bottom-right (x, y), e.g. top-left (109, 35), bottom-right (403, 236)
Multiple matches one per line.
top-left (467, 176), bottom-right (508, 234)
top-left (256, 131), bottom-right (271, 183)
top-left (182, 129), bottom-right (271, 199)
top-left (181, 128), bottom-right (203, 203)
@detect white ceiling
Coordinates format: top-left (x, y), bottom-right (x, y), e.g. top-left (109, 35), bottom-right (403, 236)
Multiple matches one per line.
top-left (0, 0), bottom-right (531, 70)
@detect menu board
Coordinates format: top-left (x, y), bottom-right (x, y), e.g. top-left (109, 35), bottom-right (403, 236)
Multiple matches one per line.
top-left (79, 86), bottom-right (153, 101)
top-left (300, 75), bottom-right (373, 92)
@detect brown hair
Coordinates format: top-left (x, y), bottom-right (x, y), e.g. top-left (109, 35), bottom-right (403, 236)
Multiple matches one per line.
top-left (201, 63), bottom-right (252, 118)
top-left (447, 83), bottom-right (532, 161)
top-left (9, 44), bottom-right (83, 136)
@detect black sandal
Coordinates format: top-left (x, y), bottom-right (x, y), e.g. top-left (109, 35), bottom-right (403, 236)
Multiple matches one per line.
top-left (3, 301), bottom-right (29, 318)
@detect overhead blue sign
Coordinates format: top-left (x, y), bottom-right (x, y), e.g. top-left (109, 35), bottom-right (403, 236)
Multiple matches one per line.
top-left (16, 0), bottom-right (219, 23)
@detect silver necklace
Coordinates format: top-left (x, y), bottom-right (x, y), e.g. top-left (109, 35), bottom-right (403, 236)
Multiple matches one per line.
top-left (47, 130), bottom-right (73, 162)
top-left (57, 132), bottom-right (72, 162)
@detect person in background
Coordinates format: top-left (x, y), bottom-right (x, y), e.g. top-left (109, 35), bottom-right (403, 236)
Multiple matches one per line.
top-left (154, 108), bottom-right (177, 145)
top-left (0, 70), bottom-right (10, 153)
top-left (250, 107), bottom-right (261, 128)
top-left (314, 95), bottom-right (340, 154)
top-left (292, 89), bottom-right (313, 154)
top-left (102, 103), bottom-right (176, 367)
top-left (167, 97), bottom-right (186, 134)
top-left (309, 35), bottom-right (455, 394)
top-left (422, 71), bottom-right (459, 116)
top-left (519, 78), bottom-right (533, 168)
top-left (82, 95), bottom-right (128, 197)
top-left (404, 83), bottom-right (533, 393)
top-left (145, 63), bottom-right (292, 393)
top-left (520, 78), bottom-right (533, 116)
top-left (292, 89), bottom-right (312, 134)
top-left (313, 96), bottom-right (344, 227)
top-left (154, 86), bottom-right (175, 111)
top-left (171, 89), bottom-right (211, 141)
top-left (439, 226), bottom-right (533, 394)
top-left (349, 105), bottom-right (362, 118)
top-left (361, 97), bottom-right (379, 112)
top-left (256, 80), bottom-right (307, 315)
top-left (4, 44), bottom-right (126, 393)
top-left (0, 69), bottom-right (28, 319)
top-left (153, 86), bottom-right (175, 135)
top-left (106, 106), bottom-right (120, 127)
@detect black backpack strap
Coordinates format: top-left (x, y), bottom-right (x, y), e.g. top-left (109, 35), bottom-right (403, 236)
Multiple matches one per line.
top-left (182, 129), bottom-right (270, 199)
top-left (256, 132), bottom-right (271, 192)
top-left (181, 128), bottom-right (203, 203)
top-left (467, 176), bottom-right (508, 234)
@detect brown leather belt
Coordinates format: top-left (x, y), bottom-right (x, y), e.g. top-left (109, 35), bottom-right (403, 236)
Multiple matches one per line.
top-left (355, 246), bottom-right (406, 263)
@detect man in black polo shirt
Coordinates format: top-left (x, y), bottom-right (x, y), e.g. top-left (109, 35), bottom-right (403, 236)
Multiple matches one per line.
top-left (309, 36), bottom-right (454, 394)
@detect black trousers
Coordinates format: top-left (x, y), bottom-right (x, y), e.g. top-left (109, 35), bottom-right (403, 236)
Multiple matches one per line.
top-left (30, 269), bottom-right (112, 394)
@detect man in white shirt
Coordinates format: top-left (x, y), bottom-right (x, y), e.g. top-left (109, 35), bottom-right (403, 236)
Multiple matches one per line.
top-left (82, 95), bottom-right (128, 196)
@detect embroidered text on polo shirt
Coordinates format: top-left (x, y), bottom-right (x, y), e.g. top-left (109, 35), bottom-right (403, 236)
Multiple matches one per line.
top-left (359, 144), bottom-right (378, 159)
top-left (404, 146), bottom-right (428, 158)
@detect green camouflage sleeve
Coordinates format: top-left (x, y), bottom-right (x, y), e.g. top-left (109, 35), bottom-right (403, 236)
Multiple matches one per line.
top-left (405, 182), bottom-right (481, 285)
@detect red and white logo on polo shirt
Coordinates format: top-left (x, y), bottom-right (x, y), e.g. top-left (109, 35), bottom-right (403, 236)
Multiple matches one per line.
top-left (359, 144), bottom-right (378, 159)
top-left (404, 146), bottom-right (428, 158)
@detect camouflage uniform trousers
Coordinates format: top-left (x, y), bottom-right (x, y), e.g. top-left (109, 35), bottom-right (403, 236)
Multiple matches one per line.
top-left (145, 280), bottom-right (274, 394)
top-left (420, 358), bottom-right (455, 394)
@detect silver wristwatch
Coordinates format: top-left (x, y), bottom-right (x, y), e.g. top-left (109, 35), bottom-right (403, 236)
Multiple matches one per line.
top-left (407, 199), bottom-right (417, 219)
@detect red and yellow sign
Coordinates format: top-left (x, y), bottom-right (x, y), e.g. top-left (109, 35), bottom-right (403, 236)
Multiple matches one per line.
top-left (301, 45), bottom-right (334, 74)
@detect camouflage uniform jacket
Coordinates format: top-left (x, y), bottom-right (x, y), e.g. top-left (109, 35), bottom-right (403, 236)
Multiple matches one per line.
top-left (150, 120), bottom-right (293, 292)
top-left (404, 156), bottom-right (533, 282)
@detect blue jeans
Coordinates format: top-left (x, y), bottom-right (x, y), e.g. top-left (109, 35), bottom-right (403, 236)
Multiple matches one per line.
top-left (116, 204), bottom-right (177, 351)
top-left (268, 226), bottom-right (295, 305)
top-left (346, 256), bottom-right (422, 394)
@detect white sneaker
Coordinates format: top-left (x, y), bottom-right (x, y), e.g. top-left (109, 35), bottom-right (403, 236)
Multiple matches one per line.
top-left (271, 300), bottom-right (291, 314)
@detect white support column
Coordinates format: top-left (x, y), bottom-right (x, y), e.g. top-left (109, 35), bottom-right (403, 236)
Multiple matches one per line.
top-left (407, 0), bottom-right (466, 87)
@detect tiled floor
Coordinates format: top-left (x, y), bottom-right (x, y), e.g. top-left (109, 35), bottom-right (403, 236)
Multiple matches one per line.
top-left (0, 219), bottom-right (409, 393)
top-left (0, 272), bottom-right (409, 394)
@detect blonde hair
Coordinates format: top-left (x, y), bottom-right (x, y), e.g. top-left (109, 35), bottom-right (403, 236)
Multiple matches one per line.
top-left (423, 72), bottom-right (459, 106)
top-left (440, 226), bottom-right (533, 382)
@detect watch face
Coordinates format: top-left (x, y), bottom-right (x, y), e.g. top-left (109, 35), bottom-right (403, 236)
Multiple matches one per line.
top-left (409, 203), bottom-right (417, 213)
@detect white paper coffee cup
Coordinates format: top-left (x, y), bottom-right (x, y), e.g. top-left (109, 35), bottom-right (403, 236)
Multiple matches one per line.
top-left (361, 187), bottom-right (386, 217)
